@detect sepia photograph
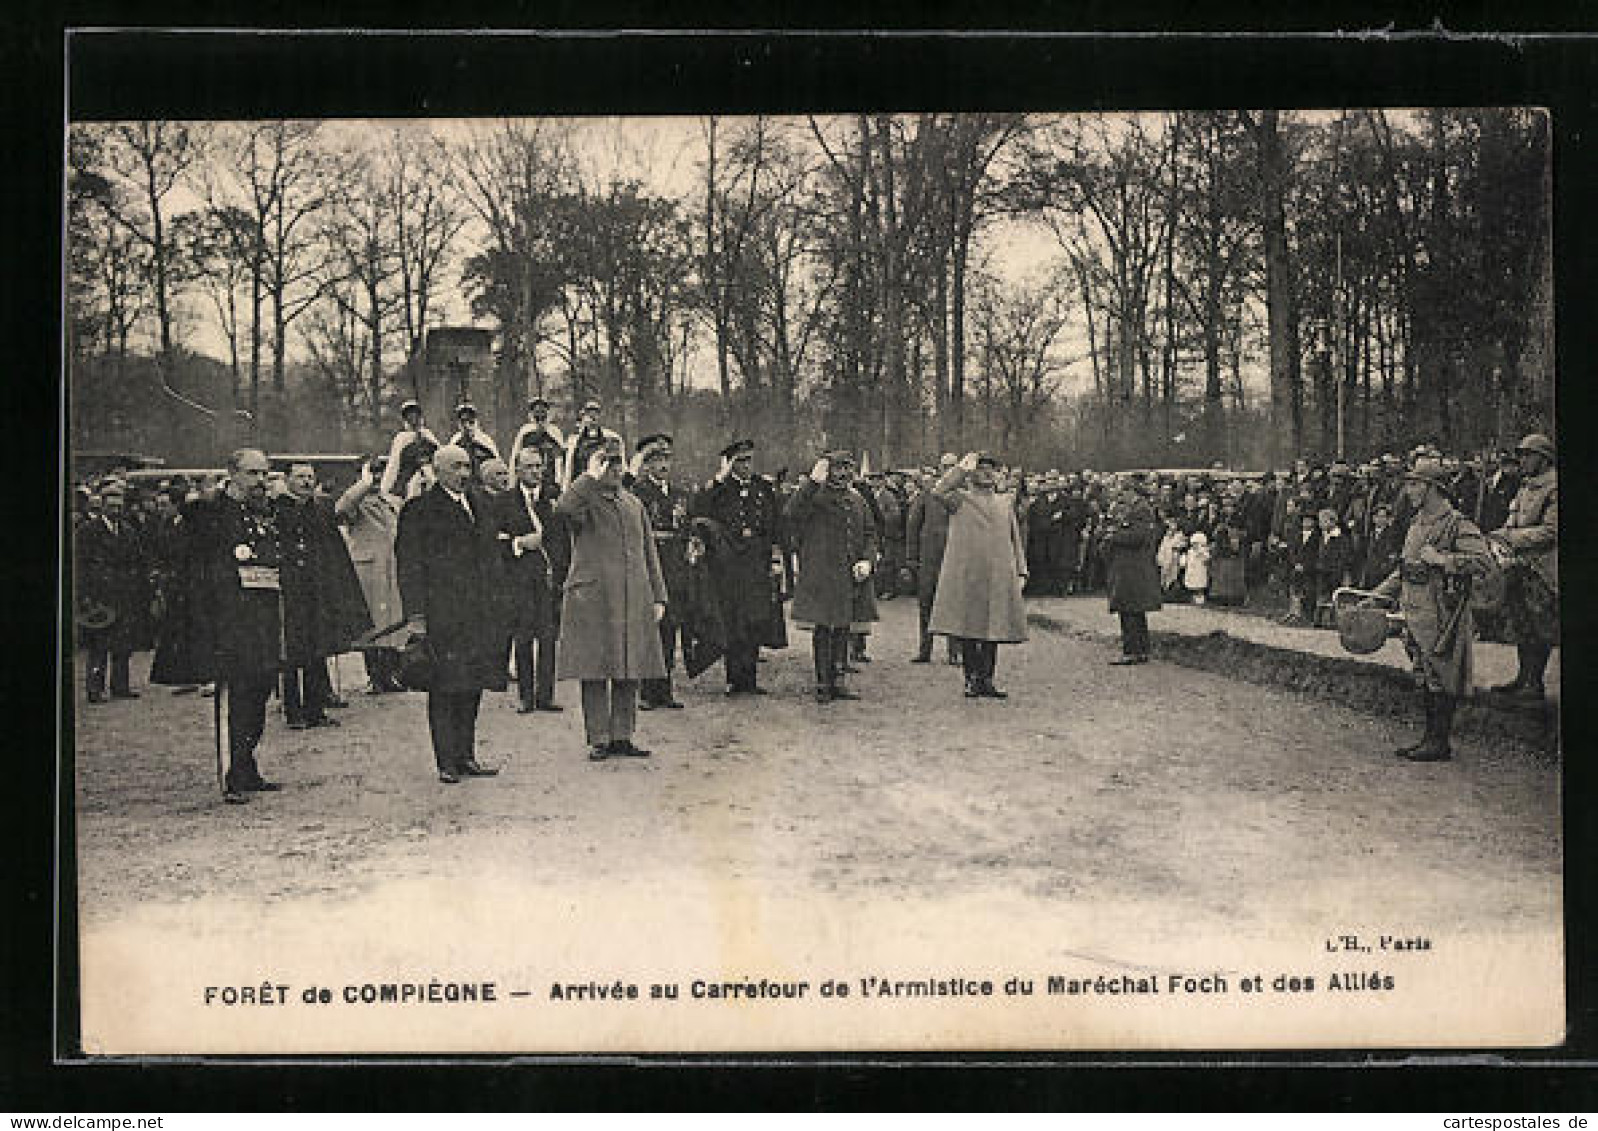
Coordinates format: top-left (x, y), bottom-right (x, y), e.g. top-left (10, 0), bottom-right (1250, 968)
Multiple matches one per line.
top-left (62, 48), bottom-right (1564, 1055)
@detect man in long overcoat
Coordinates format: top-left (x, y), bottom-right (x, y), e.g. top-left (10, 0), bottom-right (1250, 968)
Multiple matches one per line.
top-left (1103, 483), bottom-right (1162, 665)
top-left (155, 449), bottom-right (287, 803)
top-left (556, 443), bottom-right (669, 760)
top-left (628, 434), bottom-right (692, 711)
top-left (929, 452), bottom-right (1029, 698)
top-left (1487, 433), bottom-right (1559, 703)
top-left (691, 439), bottom-right (781, 695)
top-left (489, 445), bottom-right (569, 713)
top-left (335, 457), bottom-right (406, 692)
top-left (276, 462), bottom-right (372, 727)
top-left (1367, 457), bottom-right (1496, 762)
top-left (77, 482), bottom-right (147, 703)
top-left (786, 451), bottom-right (877, 703)
top-left (395, 444), bottom-right (508, 784)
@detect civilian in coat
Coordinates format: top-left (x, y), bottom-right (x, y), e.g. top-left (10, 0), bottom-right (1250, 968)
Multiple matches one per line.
top-left (276, 462), bottom-right (372, 727)
top-left (489, 445), bottom-right (569, 713)
top-left (76, 483), bottom-right (147, 702)
top-left (627, 434), bottom-right (692, 711)
top-left (906, 465), bottom-right (957, 664)
top-left (555, 444), bottom-right (669, 761)
top-left (1103, 487), bottom-right (1162, 665)
top-left (335, 457), bottom-right (405, 692)
top-left (690, 439), bottom-right (782, 695)
top-left (1358, 502), bottom-right (1404, 591)
top-left (929, 452), bottom-right (1029, 698)
top-left (395, 445), bottom-right (508, 784)
top-left (785, 451), bottom-right (877, 703)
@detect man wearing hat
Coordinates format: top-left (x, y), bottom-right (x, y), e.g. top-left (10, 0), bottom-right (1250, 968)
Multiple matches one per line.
top-left (1365, 456), bottom-right (1496, 762)
top-left (561, 399), bottom-right (624, 488)
top-left (76, 481), bottom-right (147, 703)
top-left (691, 439), bottom-right (782, 695)
top-left (628, 433), bottom-right (691, 710)
top-left (381, 400), bottom-right (440, 497)
top-left (488, 443), bottom-right (570, 714)
top-left (509, 395), bottom-right (567, 492)
top-left (447, 402), bottom-right (502, 481)
top-left (1103, 479), bottom-right (1162, 665)
top-left (928, 452), bottom-right (1029, 697)
top-left (906, 461), bottom-right (959, 665)
top-left (1486, 433), bottom-right (1558, 703)
top-left (786, 451), bottom-right (877, 703)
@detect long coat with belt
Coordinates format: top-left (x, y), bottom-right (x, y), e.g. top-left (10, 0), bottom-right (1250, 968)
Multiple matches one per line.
top-left (394, 484), bottom-right (509, 694)
top-left (487, 483), bottom-right (570, 637)
top-left (275, 494), bottom-right (373, 663)
top-left (1493, 467), bottom-right (1558, 644)
top-left (927, 470), bottom-right (1029, 643)
top-left (1103, 497), bottom-right (1163, 614)
top-left (554, 472), bottom-right (668, 681)
top-left (785, 478), bottom-right (877, 629)
top-left (338, 489), bottom-right (403, 632)
top-left (76, 512), bottom-right (148, 654)
top-left (905, 489), bottom-right (951, 601)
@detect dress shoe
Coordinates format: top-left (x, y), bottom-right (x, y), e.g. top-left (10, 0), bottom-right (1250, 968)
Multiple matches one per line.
top-left (854, 654), bottom-right (872, 664)
top-left (830, 686), bottom-right (860, 701)
top-left (587, 745), bottom-right (611, 762)
top-left (610, 740), bottom-right (652, 758)
top-left (223, 790), bottom-right (251, 805)
top-left (814, 686), bottom-right (833, 704)
top-left (536, 702), bottom-right (564, 713)
top-left (839, 663), bottom-right (860, 674)
top-left (324, 695), bottom-right (350, 709)
top-left (964, 681), bottom-right (982, 698)
top-left (438, 770), bottom-right (460, 784)
top-left (1109, 655), bottom-right (1141, 666)
top-left (111, 689), bottom-right (141, 700)
top-left (461, 760), bottom-right (499, 776)
top-left (661, 698), bottom-right (684, 709)
top-left (286, 719), bottom-right (310, 730)
top-left (246, 779), bottom-right (283, 792)
top-left (1398, 743), bottom-right (1452, 763)
top-left (978, 683), bottom-right (1009, 699)
top-left (637, 699), bottom-right (657, 711)
top-left (910, 653), bottom-right (931, 664)
top-left (307, 715), bottom-right (341, 728)
top-left (516, 703), bottom-right (536, 714)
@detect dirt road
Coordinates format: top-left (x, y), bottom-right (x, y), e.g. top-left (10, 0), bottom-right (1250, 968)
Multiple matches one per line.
top-left (70, 598), bottom-right (1564, 1052)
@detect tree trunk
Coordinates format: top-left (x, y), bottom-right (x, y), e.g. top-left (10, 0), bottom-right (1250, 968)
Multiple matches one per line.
top-left (1256, 110), bottom-right (1302, 462)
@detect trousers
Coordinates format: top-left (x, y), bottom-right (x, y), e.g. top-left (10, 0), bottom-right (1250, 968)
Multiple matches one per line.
top-left (580, 680), bottom-right (638, 746)
top-left (219, 668), bottom-right (276, 791)
top-left (642, 617), bottom-right (679, 704)
top-left (512, 630), bottom-right (558, 707)
top-left (1118, 611), bottom-right (1150, 657)
top-left (282, 658), bottom-right (333, 721)
top-left (427, 690), bottom-right (483, 773)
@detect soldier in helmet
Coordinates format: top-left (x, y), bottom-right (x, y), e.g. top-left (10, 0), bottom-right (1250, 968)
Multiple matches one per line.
top-left (1364, 457), bottom-right (1496, 762)
top-left (1486, 433), bottom-right (1559, 703)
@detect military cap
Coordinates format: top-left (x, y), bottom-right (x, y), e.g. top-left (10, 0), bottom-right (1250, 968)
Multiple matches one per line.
top-left (1515, 433), bottom-right (1555, 461)
top-left (455, 402), bottom-right (478, 418)
top-left (721, 439), bottom-right (755, 460)
top-left (636, 433), bottom-right (673, 457)
top-left (399, 399), bottom-right (422, 416)
top-left (527, 394), bottom-right (551, 409)
top-left (581, 398), bottom-right (603, 413)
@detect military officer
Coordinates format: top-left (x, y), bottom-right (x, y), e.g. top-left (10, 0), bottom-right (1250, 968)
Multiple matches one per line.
top-left (1366, 456), bottom-right (1496, 763)
top-left (1486, 433), bottom-right (1558, 703)
top-left (508, 395), bottom-right (566, 492)
top-left (691, 439), bottom-right (782, 695)
top-left (628, 434), bottom-right (691, 710)
top-left (447, 402), bottom-right (502, 481)
top-left (561, 399), bottom-right (625, 488)
top-left (381, 399), bottom-right (440, 497)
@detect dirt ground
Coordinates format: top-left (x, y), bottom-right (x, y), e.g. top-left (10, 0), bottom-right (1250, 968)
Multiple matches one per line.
top-left (69, 597), bottom-right (1564, 1052)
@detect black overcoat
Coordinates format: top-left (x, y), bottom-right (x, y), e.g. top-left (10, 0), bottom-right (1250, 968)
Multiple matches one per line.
top-left (487, 484), bottom-right (569, 636)
top-left (395, 485), bottom-right (509, 694)
top-left (690, 474), bottom-right (779, 636)
top-left (275, 495), bottom-right (373, 662)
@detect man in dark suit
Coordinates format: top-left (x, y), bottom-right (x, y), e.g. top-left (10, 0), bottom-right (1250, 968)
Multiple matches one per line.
top-left (490, 445), bottom-right (569, 714)
top-left (691, 439), bottom-right (782, 695)
top-left (395, 444), bottom-right (509, 784)
top-left (276, 462), bottom-right (372, 728)
top-left (628, 433), bottom-right (691, 710)
top-left (77, 482), bottom-right (146, 702)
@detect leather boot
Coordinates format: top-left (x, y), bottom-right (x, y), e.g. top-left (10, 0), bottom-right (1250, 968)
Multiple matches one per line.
top-left (1394, 690), bottom-right (1433, 757)
top-left (1401, 692), bottom-right (1454, 762)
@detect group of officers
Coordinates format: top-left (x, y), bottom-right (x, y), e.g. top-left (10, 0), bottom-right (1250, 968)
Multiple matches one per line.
top-left (73, 391), bottom-right (1558, 801)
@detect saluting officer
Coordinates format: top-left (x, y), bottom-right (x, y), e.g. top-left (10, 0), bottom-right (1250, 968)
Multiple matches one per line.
top-left (1366, 456), bottom-right (1496, 763)
top-left (1487, 433), bottom-right (1559, 704)
top-left (691, 439), bottom-right (782, 696)
top-left (628, 434), bottom-right (691, 711)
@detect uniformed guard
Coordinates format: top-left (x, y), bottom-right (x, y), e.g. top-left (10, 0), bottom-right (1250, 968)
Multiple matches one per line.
top-left (628, 433), bottom-right (691, 710)
top-left (691, 439), bottom-right (782, 695)
top-left (508, 395), bottom-right (566, 492)
top-left (1365, 456), bottom-right (1496, 762)
top-left (447, 402), bottom-right (502, 481)
top-left (561, 399), bottom-right (625, 488)
top-left (785, 450), bottom-right (876, 703)
top-left (1486, 433), bottom-right (1558, 704)
top-left (381, 400), bottom-right (440, 497)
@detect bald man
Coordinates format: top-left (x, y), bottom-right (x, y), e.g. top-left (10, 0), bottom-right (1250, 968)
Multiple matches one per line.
top-left (395, 444), bottom-right (510, 783)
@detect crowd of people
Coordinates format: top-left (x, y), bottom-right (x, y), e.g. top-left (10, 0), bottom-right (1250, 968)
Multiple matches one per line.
top-left (71, 392), bottom-right (1559, 800)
